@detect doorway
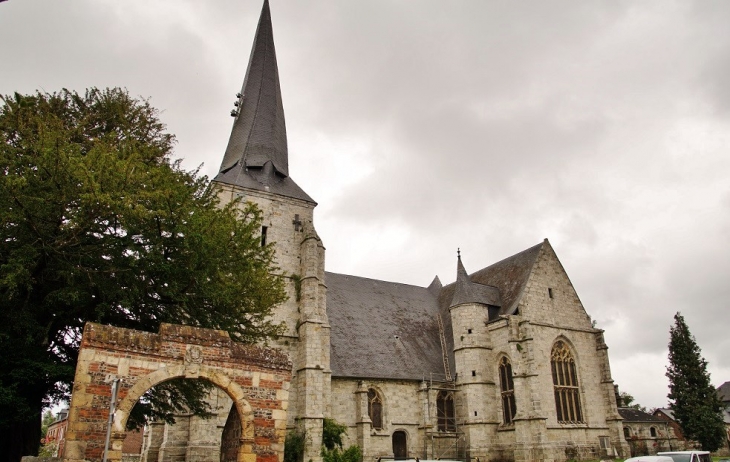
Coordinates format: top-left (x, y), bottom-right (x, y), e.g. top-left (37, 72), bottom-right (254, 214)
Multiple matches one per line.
top-left (392, 431), bottom-right (407, 460)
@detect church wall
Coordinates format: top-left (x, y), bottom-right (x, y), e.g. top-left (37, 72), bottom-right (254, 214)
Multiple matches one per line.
top-left (214, 184), bottom-right (315, 338)
top-left (214, 182), bottom-right (329, 435)
top-left (444, 245), bottom-right (627, 461)
top-left (504, 247), bottom-right (625, 460)
top-left (517, 244), bottom-right (592, 331)
top-left (331, 378), bottom-right (429, 460)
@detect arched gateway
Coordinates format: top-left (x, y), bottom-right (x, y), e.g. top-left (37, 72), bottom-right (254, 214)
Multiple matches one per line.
top-left (63, 322), bottom-right (291, 462)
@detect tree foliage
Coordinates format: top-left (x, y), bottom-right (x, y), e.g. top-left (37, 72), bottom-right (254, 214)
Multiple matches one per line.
top-left (619, 391), bottom-right (647, 412)
top-left (321, 418), bottom-right (361, 462)
top-left (666, 312), bottom-right (725, 452)
top-left (0, 88), bottom-right (286, 460)
top-left (284, 429), bottom-right (307, 462)
top-left (40, 410), bottom-right (55, 440)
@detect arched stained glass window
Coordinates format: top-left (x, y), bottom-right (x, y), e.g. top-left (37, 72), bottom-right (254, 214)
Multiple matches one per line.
top-left (437, 390), bottom-right (456, 432)
top-left (499, 356), bottom-right (517, 424)
top-left (368, 388), bottom-right (383, 430)
top-left (551, 340), bottom-right (584, 423)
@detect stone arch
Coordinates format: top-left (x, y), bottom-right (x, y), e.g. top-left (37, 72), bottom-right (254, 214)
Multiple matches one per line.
top-left (114, 365), bottom-right (252, 434)
top-left (63, 323), bottom-right (291, 462)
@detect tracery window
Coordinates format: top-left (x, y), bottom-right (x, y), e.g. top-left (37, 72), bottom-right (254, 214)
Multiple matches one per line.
top-left (437, 390), bottom-right (456, 432)
top-left (551, 340), bottom-right (584, 423)
top-left (499, 356), bottom-right (517, 424)
top-left (368, 388), bottom-right (383, 430)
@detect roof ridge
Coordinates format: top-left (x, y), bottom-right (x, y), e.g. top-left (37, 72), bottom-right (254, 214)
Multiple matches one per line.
top-left (325, 271), bottom-right (432, 290)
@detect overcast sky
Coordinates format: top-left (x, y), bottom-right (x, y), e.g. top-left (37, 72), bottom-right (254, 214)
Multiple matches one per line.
top-left (2, 0), bottom-right (729, 410)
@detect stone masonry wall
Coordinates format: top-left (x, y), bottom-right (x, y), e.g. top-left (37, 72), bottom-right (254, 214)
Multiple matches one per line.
top-left (214, 181), bottom-right (330, 462)
top-left (215, 184), bottom-right (315, 339)
top-left (64, 323), bottom-right (291, 462)
top-left (331, 378), bottom-right (463, 461)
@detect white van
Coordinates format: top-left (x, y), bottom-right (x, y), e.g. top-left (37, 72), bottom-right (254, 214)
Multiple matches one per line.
top-left (624, 457), bottom-right (674, 462)
top-left (657, 451), bottom-right (712, 462)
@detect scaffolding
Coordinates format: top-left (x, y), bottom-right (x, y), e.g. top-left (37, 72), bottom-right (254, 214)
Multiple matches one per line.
top-left (421, 373), bottom-right (465, 461)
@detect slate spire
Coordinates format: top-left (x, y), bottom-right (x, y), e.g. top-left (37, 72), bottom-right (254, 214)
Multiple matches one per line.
top-left (451, 251), bottom-right (473, 307)
top-left (456, 250), bottom-right (469, 282)
top-left (219, 0), bottom-right (288, 177)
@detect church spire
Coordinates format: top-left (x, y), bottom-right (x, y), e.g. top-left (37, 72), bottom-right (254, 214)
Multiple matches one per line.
top-left (219, 0), bottom-right (288, 177)
top-left (451, 250), bottom-right (476, 308)
top-left (456, 249), bottom-right (469, 282)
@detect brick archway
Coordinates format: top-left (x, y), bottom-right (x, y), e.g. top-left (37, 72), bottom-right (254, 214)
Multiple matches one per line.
top-left (63, 323), bottom-right (291, 462)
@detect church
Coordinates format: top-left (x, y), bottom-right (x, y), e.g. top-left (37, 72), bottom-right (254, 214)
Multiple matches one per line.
top-left (146, 2), bottom-right (630, 462)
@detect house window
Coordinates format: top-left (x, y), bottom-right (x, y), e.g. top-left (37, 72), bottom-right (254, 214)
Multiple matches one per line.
top-left (650, 427), bottom-right (657, 437)
top-left (437, 390), bottom-right (456, 432)
top-left (548, 288), bottom-right (554, 298)
top-left (261, 226), bottom-right (268, 246)
top-left (368, 388), bottom-right (383, 430)
top-left (624, 427), bottom-right (630, 438)
top-left (499, 356), bottom-right (517, 424)
top-left (551, 340), bottom-right (584, 423)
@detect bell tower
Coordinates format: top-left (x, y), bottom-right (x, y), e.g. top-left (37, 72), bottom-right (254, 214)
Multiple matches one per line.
top-left (212, 2), bottom-right (329, 461)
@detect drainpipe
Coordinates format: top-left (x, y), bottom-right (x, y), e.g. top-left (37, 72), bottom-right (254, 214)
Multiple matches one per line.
top-left (103, 378), bottom-right (120, 462)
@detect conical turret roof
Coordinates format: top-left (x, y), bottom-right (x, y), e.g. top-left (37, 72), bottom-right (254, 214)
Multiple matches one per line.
top-left (450, 252), bottom-right (501, 308)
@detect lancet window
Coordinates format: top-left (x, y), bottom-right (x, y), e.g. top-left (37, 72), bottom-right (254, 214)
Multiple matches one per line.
top-left (368, 388), bottom-right (383, 430)
top-left (437, 390), bottom-right (456, 432)
top-left (551, 340), bottom-right (584, 423)
top-left (499, 356), bottom-right (517, 424)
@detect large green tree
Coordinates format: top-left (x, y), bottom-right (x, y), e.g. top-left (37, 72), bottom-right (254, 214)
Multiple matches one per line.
top-left (666, 312), bottom-right (725, 451)
top-left (0, 88), bottom-right (286, 461)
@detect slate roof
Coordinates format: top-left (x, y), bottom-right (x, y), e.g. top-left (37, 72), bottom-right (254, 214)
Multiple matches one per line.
top-left (469, 241), bottom-right (544, 315)
top-left (215, 162), bottom-right (314, 203)
top-left (450, 256), bottom-right (502, 308)
top-left (214, 1), bottom-right (314, 204)
top-left (654, 408), bottom-right (675, 420)
top-left (619, 408), bottom-right (667, 423)
top-left (718, 381), bottom-right (730, 402)
top-left (326, 242), bottom-right (546, 381)
top-left (326, 272), bottom-right (445, 380)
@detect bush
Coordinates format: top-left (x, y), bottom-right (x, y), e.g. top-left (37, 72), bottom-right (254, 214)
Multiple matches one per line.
top-left (322, 445), bottom-right (362, 462)
top-left (321, 417), bottom-right (361, 462)
top-left (284, 429), bottom-right (306, 462)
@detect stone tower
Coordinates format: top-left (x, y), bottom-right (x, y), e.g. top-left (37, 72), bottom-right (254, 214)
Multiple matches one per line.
top-left (212, 2), bottom-right (330, 461)
top-left (448, 254), bottom-right (500, 458)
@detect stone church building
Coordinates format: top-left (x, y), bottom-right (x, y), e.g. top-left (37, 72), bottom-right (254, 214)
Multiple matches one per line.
top-left (142, 2), bottom-right (630, 461)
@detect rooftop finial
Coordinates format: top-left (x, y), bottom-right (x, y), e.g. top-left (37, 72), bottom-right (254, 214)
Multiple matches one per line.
top-left (457, 248), bottom-right (461, 259)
